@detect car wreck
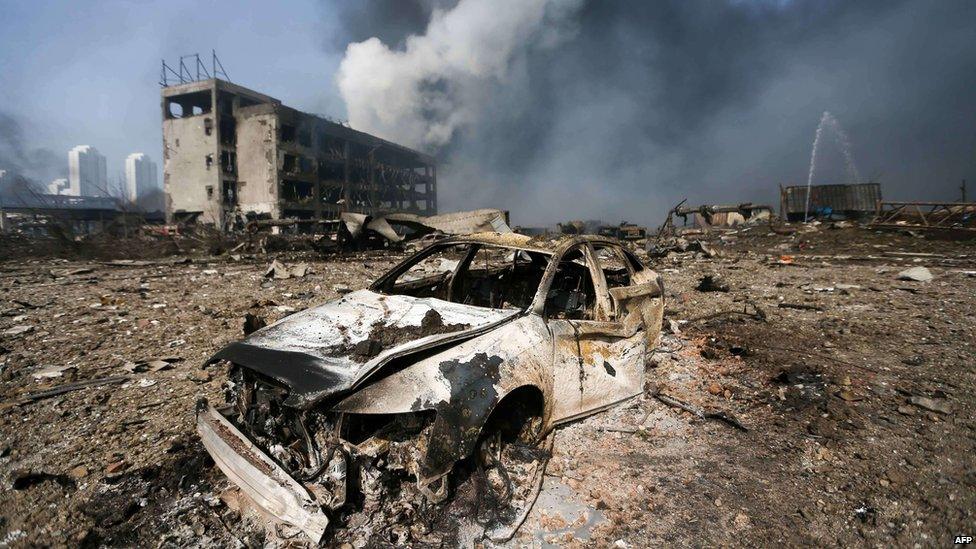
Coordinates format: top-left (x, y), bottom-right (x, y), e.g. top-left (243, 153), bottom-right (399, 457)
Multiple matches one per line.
top-left (196, 233), bottom-right (664, 543)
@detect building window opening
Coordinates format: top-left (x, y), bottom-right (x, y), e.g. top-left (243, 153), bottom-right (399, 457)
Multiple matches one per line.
top-left (220, 151), bottom-right (236, 174)
top-left (220, 118), bottom-right (236, 145)
top-left (321, 186), bottom-right (343, 204)
top-left (282, 180), bottom-right (314, 204)
top-left (283, 154), bottom-right (298, 174)
top-left (281, 124), bottom-right (296, 142)
top-left (222, 181), bottom-right (237, 206)
top-left (164, 90), bottom-right (211, 119)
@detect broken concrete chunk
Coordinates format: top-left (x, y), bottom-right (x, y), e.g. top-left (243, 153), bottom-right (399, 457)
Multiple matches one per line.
top-left (32, 365), bottom-right (77, 379)
top-left (897, 266), bottom-right (933, 282)
top-left (105, 460), bottom-right (128, 475)
top-left (265, 260), bottom-right (311, 280)
top-left (49, 267), bottom-right (93, 277)
top-left (68, 465), bottom-right (89, 479)
top-left (908, 396), bottom-right (951, 414)
top-left (3, 325), bottom-right (34, 336)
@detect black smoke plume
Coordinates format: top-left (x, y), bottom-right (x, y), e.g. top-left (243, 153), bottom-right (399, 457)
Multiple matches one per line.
top-left (331, 0), bottom-right (976, 225)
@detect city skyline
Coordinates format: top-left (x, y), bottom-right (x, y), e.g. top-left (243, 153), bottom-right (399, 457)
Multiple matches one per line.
top-left (32, 146), bottom-right (161, 200)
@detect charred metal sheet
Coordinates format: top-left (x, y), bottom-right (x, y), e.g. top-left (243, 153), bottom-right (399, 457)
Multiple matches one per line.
top-left (340, 212), bottom-right (404, 243)
top-left (196, 402), bottom-right (329, 542)
top-left (781, 183), bottom-right (881, 220)
top-left (385, 208), bottom-right (512, 235)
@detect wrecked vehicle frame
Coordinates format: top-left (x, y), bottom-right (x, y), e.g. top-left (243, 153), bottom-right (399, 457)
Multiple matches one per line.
top-left (196, 232), bottom-right (664, 543)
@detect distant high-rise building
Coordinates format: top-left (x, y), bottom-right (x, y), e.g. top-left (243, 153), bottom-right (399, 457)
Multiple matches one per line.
top-left (125, 153), bottom-right (158, 202)
top-left (68, 145), bottom-right (108, 197)
top-left (48, 178), bottom-right (70, 195)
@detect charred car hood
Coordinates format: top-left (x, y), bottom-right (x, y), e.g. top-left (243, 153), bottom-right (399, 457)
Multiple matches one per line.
top-left (210, 290), bottom-right (518, 408)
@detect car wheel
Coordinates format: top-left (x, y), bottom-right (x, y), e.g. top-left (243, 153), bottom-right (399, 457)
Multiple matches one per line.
top-left (473, 402), bottom-right (553, 541)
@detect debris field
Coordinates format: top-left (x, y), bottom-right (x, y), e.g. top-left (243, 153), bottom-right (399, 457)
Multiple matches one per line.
top-left (0, 224), bottom-right (974, 547)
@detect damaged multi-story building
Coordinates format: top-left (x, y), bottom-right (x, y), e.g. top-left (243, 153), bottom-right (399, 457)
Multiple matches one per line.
top-left (161, 79), bottom-right (437, 228)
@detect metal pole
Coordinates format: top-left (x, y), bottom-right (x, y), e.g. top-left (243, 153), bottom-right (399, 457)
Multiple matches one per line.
top-left (962, 179), bottom-right (967, 202)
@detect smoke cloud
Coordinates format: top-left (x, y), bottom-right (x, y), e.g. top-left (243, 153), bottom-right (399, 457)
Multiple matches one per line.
top-left (0, 111), bottom-right (64, 193)
top-left (337, 0), bottom-right (582, 149)
top-left (334, 0), bottom-right (976, 226)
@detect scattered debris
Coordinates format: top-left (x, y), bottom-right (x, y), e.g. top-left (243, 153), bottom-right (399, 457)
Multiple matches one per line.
top-left (123, 357), bottom-right (182, 373)
top-left (777, 302), bottom-right (824, 312)
top-left (32, 365), bottom-right (77, 379)
top-left (651, 390), bottom-right (748, 432)
top-left (12, 376), bottom-right (128, 406)
top-left (264, 260), bottom-right (310, 279)
top-left (897, 266), bottom-right (934, 282)
top-left (1, 222), bottom-right (973, 547)
top-left (696, 274), bottom-right (730, 292)
top-left (908, 396), bottom-right (952, 414)
top-left (3, 325), bottom-right (34, 336)
top-left (242, 312), bottom-right (266, 336)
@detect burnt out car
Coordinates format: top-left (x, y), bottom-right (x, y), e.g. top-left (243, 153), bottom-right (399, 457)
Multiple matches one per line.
top-left (197, 233), bottom-right (664, 543)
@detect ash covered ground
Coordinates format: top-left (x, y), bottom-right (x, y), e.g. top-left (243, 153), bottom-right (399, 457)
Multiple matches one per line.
top-left (0, 225), bottom-right (974, 547)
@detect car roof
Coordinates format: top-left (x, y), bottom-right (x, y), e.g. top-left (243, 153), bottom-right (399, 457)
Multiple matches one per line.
top-left (436, 232), bottom-right (624, 255)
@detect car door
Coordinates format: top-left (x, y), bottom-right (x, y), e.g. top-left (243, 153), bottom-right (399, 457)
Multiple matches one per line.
top-left (548, 243), bottom-right (663, 424)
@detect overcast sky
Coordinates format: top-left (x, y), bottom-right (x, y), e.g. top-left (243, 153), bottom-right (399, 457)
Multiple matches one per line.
top-left (2, 0), bottom-right (974, 225)
top-left (0, 0), bottom-right (342, 185)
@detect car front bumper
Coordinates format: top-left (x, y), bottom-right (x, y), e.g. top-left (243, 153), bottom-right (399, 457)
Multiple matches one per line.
top-left (195, 400), bottom-right (329, 542)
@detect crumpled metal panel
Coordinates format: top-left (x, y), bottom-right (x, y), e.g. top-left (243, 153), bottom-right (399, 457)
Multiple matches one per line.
top-left (212, 290), bottom-right (518, 407)
top-left (335, 315), bottom-right (552, 481)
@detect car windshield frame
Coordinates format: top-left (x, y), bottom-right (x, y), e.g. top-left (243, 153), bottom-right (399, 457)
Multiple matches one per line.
top-left (370, 240), bottom-right (554, 311)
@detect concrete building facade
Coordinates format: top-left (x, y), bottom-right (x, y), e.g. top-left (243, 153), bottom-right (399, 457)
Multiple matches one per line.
top-left (161, 79), bottom-right (437, 229)
top-left (68, 145), bottom-right (108, 197)
top-left (125, 153), bottom-right (158, 202)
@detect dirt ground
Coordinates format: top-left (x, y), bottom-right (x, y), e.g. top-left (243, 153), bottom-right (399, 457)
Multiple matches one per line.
top-left (0, 225), bottom-right (974, 547)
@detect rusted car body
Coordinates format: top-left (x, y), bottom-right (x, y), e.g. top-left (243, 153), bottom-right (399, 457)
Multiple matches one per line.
top-left (197, 233), bottom-right (664, 542)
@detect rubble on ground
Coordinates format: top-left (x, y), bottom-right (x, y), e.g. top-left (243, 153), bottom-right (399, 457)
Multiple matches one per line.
top-left (1, 225), bottom-right (974, 546)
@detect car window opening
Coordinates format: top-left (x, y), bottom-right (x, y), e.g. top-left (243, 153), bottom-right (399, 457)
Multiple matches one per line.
top-left (545, 247), bottom-right (597, 320)
top-left (380, 243), bottom-right (550, 311)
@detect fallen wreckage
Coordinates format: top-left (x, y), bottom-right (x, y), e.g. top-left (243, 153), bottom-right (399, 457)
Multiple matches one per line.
top-left (197, 233), bottom-right (664, 543)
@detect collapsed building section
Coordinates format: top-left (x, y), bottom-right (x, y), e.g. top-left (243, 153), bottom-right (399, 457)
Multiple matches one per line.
top-left (162, 79), bottom-right (436, 229)
top-left (870, 201), bottom-right (976, 237)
